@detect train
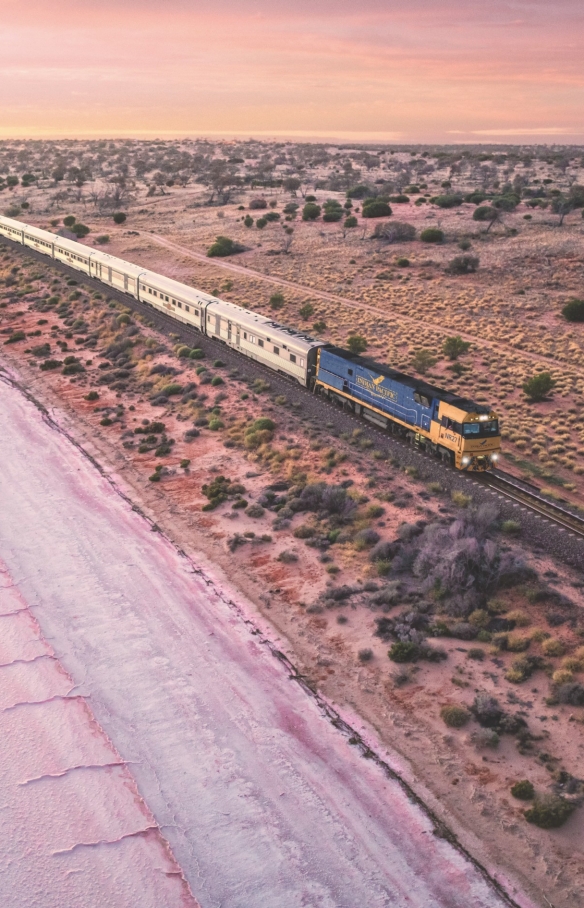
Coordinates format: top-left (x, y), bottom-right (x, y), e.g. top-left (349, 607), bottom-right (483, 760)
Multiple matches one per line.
top-left (0, 215), bottom-right (501, 471)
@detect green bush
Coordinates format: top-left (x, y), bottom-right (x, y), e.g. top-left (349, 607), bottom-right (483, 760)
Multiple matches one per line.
top-left (473, 206), bottom-right (499, 225)
top-left (389, 641), bottom-right (419, 663)
top-left (5, 330), bottom-right (26, 344)
top-left (207, 236), bottom-right (245, 257)
top-left (161, 382), bottom-right (182, 396)
top-left (442, 335), bottom-right (470, 359)
top-left (523, 372), bottom-right (556, 402)
top-left (430, 194), bottom-right (463, 208)
top-left (302, 202), bottom-right (321, 221)
top-left (347, 334), bottom-right (367, 354)
top-left (211, 376), bottom-right (223, 386)
top-left (562, 298), bottom-right (584, 322)
top-left (84, 390), bottom-right (99, 401)
top-left (270, 292), bottom-right (284, 309)
top-left (346, 184), bottom-right (371, 199)
top-left (420, 227), bottom-right (444, 243)
top-left (299, 303), bottom-right (314, 319)
top-left (323, 210), bottom-right (343, 222)
top-left (511, 780), bottom-right (535, 800)
top-left (524, 796), bottom-right (575, 829)
top-left (96, 235), bottom-right (110, 244)
top-left (256, 217), bottom-right (267, 229)
top-left (501, 519), bottom-right (521, 535)
top-left (362, 199), bottom-right (392, 218)
top-left (445, 255), bottom-right (479, 275)
top-left (63, 215), bottom-right (76, 227)
top-left (208, 418), bottom-right (224, 430)
top-left (190, 348), bottom-right (205, 359)
top-left (71, 223), bottom-right (90, 238)
top-left (344, 216), bottom-right (358, 228)
top-left (244, 215), bottom-right (254, 227)
top-left (440, 704), bottom-right (470, 727)
top-left (113, 212), bottom-right (127, 224)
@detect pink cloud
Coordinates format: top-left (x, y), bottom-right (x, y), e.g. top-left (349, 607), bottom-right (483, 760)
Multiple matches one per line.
top-left (1, 0), bottom-right (583, 140)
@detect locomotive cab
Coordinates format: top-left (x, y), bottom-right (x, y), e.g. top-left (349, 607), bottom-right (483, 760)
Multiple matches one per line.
top-left (435, 401), bottom-right (501, 470)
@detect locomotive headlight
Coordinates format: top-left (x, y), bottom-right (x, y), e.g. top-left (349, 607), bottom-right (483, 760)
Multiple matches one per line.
top-left (479, 415), bottom-right (488, 421)
top-left (490, 452), bottom-right (499, 462)
top-left (461, 455), bottom-right (471, 465)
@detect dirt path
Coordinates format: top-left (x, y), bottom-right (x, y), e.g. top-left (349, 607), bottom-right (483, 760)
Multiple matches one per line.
top-left (144, 232), bottom-right (584, 377)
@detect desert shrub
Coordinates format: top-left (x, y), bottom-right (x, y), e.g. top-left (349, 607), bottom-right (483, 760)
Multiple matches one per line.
top-left (506, 655), bottom-right (543, 683)
top-left (470, 728), bottom-right (499, 749)
top-left (207, 236), bottom-right (245, 257)
top-left (555, 682), bottom-right (584, 705)
top-left (442, 335), bottom-right (471, 360)
top-left (492, 194), bottom-right (519, 211)
top-left (362, 199), bottom-right (392, 218)
top-left (473, 205), bottom-right (499, 225)
top-left (445, 255), bottom-right (479, 275)
top-left (161, 382), bottom-right (182, 396)
top-left (249, 198), bottom-right (267, 210)
top-left (211, 376), bottom-right (223, 386)
top-left (372, 221), bottom-right (416, 242)
top-left (440, 704), bottom-right (470, 728)
top-left (451, 490), bottom-right (471, 507)
top-left (40, 359), bottom-right (62, 371)
top-left (389, 641), bottom-right (419, 663)
top-left (176, 345), bottom-right (192, 358)
top-left (62, 361), bottom-right (84, 375)
top-left (472, 693), bottom-right (503, 727)
top-left (113, 212), bottom-right (126, 224)
top-left (347, 334), bottom-right (368, 354)
top-left (245, 504), bottom-right (265, 518)
top-left (347, 184), bottom-right (372, 199)
top-left (293, 524), bottom-right (315, 539)
top-left (84, 390), bottom-right (99, 401)
top-left (278, 550), bottom-right (298, 563)
top-left (100, 417), bottom-right (113, 427)
top-left (269, 292), bottom-right (284, 309)
top-left (523, 372), bottom-right (556, 402)
top-left (244, 215), bottom-right (254, 227)
top-left (542, 637), bottom-right (564, 657)
top-left (524, 796), bottom-right (575, 829)
top-left (302, 202), bottom-right (321, 221)
top-left (323, 209), bottom-right (343, 222)
top-left (430, 194), bottom-right (463, 208)
top-left (190, 348), bottom-right (205, 359)
top-left (256, 217), bottom-right (267, 229)
top-left (71, 223), bottom-right (90, 238)
top-left (299, 303), bottom-right (314, 319)
top-left (511, 780), bottom-right (535, 800)
top-left (420, 227), bottom-right (444, 243)
top-left (63, 215), bottom-right (76, 227)
top-left (562, 298), bottom-right (584, 322)
top-left (96, 234), bottom-right (110, 244)
top-left (208, 417), bottom-right (225, 430)
top-left (501, 520), bottom-right (521, 535)
top-left (411, 349), bottom-right (437, 374)
top-left (344, 216), bottom-right (358, 228)
top-left (507, 634), bottom-right (531, 652)
top-left (5, 330), bottom-right (26, 344)
top-left (354, 528), bottom-right (381, 550)
top-left (358, 648), bottom-right (374, 663)
top-left (467, 648), bottom-right (485, 661)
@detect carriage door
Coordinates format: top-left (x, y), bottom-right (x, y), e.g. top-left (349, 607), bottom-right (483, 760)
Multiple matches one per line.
top-left (227, 320), bottom-right (232, 343)
top-left (214, 313), bottom-right (221, 335)
top-left (124, 274), bottom-right (128, 292)
top-left (235, 325), bottom-right (241, 347)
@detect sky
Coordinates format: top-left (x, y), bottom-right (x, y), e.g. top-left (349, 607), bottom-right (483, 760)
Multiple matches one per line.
top-left (1, 0), bottom-right (583, 143)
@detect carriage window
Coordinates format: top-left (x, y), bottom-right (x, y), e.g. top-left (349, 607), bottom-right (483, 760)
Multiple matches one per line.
top-left (300, 358), bottom-right (304, 367)
top-left (290, 353), bottom-right (296, 364)
top-left (258, 338), bottom-right (264, 347)
top-left (273, 346), bottom-right (279, 355)
top-left (244, 332), bottom-right (247, 339)
top-left (185, 305), bottom-right (189, 312)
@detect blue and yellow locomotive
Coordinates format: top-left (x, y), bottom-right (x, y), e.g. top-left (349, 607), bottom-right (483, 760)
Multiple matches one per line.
top-left (315, 347), bottom-right (501, 471)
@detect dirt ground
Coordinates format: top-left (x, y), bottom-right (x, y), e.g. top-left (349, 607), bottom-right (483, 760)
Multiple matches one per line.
top-left (2, 140), bottom-right (584, 907)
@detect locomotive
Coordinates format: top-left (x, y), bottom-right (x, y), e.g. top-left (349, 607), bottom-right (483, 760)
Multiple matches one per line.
top-left (0, 215), bottom-right (501, 470)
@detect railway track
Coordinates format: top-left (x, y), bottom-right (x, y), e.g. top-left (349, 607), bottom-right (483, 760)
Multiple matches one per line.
top-left (3, 234), bottom-right (584, 560)
top-left (477, 471), bottom-right (584, 539)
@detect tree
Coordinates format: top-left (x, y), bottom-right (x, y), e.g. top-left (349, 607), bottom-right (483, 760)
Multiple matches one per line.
top-left (347, 334), bottom-right (368, 354)
top-left (344, 216), bottom-right (358, 229)
top-left (562, 298), bottom-right (584, 322)
top-left (302, 202), bottom-right (321, 221)
top-left (473, 205), bottom-right (500, 233)
top-left (362, 199), bottom-right (392, 218)
top-left (63, 215), bottom-right (76, 227)
top-left (445, 255), bottom-right (479, 275)
top-left (284, 177), bottom-right (301, 195)
top-left (411, 349), bottom-right (437, 374)
top-left (522, 372), bottom-right (556, 402)
top-left (442, 335), bottom-right (471, 360)
top-left (207, 236), bottom-right (245, 258)
top-left (551, 195), bottom-right (574, 226)
top-left (299, 303), bottom-right (314, 319)
top-left (113, 211), bottom-right (127, 224)
top-left (282, 226), bottom-right (294, 253)
top-left (420, 227), bottom-right (444, 243)
top-left (71, 223), bottom-right (90, 238)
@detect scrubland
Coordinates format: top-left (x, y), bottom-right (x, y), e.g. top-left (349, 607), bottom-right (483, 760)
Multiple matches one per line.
top-left (2, 139), bottom-right (584, 907)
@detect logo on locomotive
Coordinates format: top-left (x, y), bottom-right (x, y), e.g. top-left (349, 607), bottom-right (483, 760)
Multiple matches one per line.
top-left (357, 374), bottom-right (397, 402)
